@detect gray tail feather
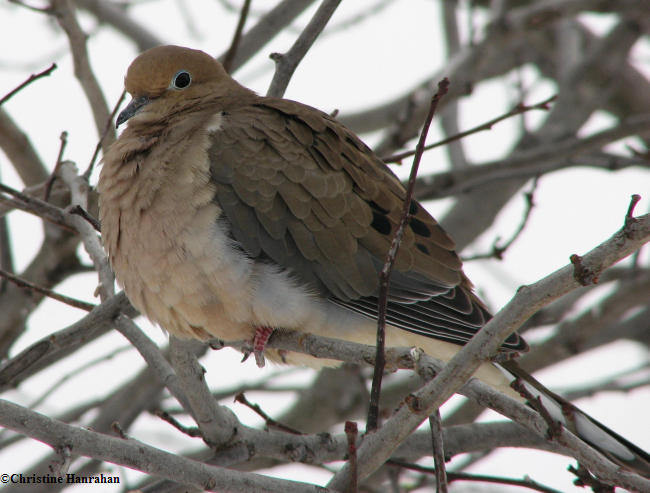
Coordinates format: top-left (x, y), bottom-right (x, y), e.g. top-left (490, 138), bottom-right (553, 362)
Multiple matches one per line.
top-left (500, 360), bottom-right (650, 478)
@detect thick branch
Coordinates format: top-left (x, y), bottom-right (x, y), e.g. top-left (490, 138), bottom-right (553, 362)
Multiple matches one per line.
top-left (76, 0), bottom-right (162, 51)
top-left (0, 109), bottom-right (48, 186)
top-left (0, 399), bottom-right (334, 493)
top-left (0, 292), bottom-right (134, 390)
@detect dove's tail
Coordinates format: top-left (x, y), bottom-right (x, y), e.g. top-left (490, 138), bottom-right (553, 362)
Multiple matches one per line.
top-left (500, 360), bottom-right (650, 478)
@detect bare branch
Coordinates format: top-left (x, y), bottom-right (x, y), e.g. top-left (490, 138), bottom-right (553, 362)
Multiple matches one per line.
top-left (0, 182), bottom-right (76, 231)
top-left (414, 114), bottom-right (650, 200)
top-left (463, 177), bottom-right (538, 261)
top-left (0, 292), bottom-right (134, 390)
top-left (154, 409), bottom-right (202, 438)
top-left (383, 95), bottom-right (556, 164)
top-left (50, 0), bottom-right (115, 151)
top-left (217, 0), bottom-right (317, 72)
top-left (266, 0), bottom-right (342, 98)
top-left (0, 62), bottom-right (57, 106)
top-left (234, 392), bottom-right (302, 435)
top-left (76, 0), bottom-right (162, 51)
top-left (222, 0), bottom-right (252, 74)
top-left (519, 269), bottom-right (650, 375)
top-left (0, 399), bottom-right (338, 493)
top-left (58, 161), bottom-right (113, 300)
top-left (168, 337), bottom-right (239, 447)
top-left (43, 130), bottom-right (68, 202)
top-left (389, 459), bottom-right (564, 493)
top-left (113, 316), bottom-right (192, 414)
top-left (345, 421), bottom-right (359, 493)
top-left (84, 89), bottom-right (127, 180)
top-left (367, 78), bottom-right (449, 432)
top-left (0, 268), bottom-right (94, 311)
top-left (0, 108), bottom-right (49, 186)
top-left (429, 411), bottom-right (448, 493)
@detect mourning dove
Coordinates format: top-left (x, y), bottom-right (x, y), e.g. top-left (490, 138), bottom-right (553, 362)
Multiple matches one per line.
top-left (98, 45), bottom-right (650, 476)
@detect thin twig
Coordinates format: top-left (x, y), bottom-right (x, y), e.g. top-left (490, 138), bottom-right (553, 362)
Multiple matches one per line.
top-left (110, 421), bottom-right (127, 439)
top-left (624, 193), bottom-right (642, 232)
top-left (511, 379), bottom-right (563, 441)
top-left (440, 0), bottom-right (466, 170)
top-left (366, 78), bottom-right (450, 433)
top-left (266, 0), bottom-right (342, 98)
top-left (28, 345), bottom-right (132, 410)
top-left (388, 459), bottom-right (564, 493)
top-left (234, 392), bottom-right (302, 435)
top-left (154, 409), bottom-right (202, 438)
top-left (0, 62), bottom-right (57, 106)
top-left (306, 0), bottom-right (392, 36)
top-left (226, 0), bottom-right (390, 37)
top-left (0, 183), bottom-right (75, 232)
top-left (0, 170), bottom-right (13, 294)
top-left (0, 268), bottom-right (95, 311)
top-left (217, 0), bottom-right (317, 73)
top-left (222, 0), bottom-right (251, 74)
top-left (0, 293), bottom-right (134, 391)
top-left (429, 411), bottom-right (448, 493)
top-left (344, 421), bottom-right (358, 493)
top-left (383, 95), bottom-right (557, 164)
top-left (562, 363), bottom-right (650, 401)
top-left (464, 177), bottom-right (539, 261)
top-left (68, 205), bottom-right (101, 232)
top-left (412, 113), bottom-right (650, 201)
top-left (43, 130), bottom-right (68, 201)
top-left (84, 89), bottom-right (127, 180)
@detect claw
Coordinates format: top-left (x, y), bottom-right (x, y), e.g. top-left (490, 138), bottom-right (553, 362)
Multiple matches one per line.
top-left (252, 326), bottom-right (274, 368)
top-left (254, 350), bottom-right (266, 368)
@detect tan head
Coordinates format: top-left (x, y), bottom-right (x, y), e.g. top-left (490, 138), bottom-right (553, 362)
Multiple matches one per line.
top-left (117, 45), bottom-right (250, 127)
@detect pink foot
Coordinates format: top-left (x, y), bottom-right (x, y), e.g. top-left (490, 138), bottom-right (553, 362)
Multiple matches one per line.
top-left (252, 326), bottom-right (274, 368)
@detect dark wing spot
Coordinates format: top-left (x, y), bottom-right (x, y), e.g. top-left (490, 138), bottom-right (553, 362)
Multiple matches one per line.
top-left (409, 201), bottom-right (419, 214)
top-left (415, 243), bottom-right (429, 254)
top-left (371, 211), bottom-right (392, 235)
top-left (409, 217), bottom-right (431, 237)
top-left (369, 200), bottom-right (390, 215)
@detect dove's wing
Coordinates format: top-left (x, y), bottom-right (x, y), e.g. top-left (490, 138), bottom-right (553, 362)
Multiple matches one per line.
top-left (208, 98), bottom-right (526, 352)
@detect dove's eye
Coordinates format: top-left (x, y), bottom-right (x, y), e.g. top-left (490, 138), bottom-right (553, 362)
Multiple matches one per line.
top-left (172, 70), bottom-right (191, 89)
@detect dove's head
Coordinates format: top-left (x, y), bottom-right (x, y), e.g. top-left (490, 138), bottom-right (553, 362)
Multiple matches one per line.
top-left (116, 45), bottom-right (249, 127)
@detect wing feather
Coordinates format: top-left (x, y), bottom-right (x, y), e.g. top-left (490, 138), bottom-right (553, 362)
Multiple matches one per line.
top-left (207, 100), bottom-right (528, 353)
